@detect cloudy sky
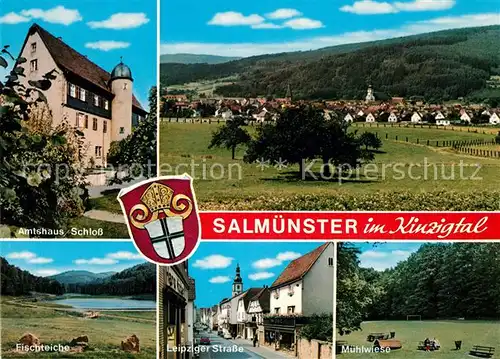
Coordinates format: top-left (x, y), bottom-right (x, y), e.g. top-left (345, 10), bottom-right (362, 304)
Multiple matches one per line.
top-left (1, 241), bottom-right (147, 276)
top-left (351, 242), bottom-right (423, 271)
top-left (160, 0), bottom-right (500, 57)
top-left (0, 0), bottom-right (156, 108)
top-left (189, 242), bottom-right (326, 307)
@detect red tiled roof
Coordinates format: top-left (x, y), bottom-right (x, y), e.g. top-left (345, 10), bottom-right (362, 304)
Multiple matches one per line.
top-left (271, 243), bottom-right (330, 289)
top-left (30, 24), bottom-right (144, 111)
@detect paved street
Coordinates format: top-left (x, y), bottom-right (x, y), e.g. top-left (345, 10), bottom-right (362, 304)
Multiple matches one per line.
top-left (197, 331), bottom-right (290, 359)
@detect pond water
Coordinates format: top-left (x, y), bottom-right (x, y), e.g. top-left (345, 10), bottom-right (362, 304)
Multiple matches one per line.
top-left (50, 297), bottom-right (156, 310)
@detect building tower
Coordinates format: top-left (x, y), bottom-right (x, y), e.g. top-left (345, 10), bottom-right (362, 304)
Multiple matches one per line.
top-left (110, 58), bottom-right (133, 141)
top-left (365, 85), bottom-right (375, 103)
top-left (232, 264), bottom-right (243, 297)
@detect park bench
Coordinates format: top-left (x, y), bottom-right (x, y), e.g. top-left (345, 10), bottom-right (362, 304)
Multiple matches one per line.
top-left (374, 339), bottom-right (402, 350)
top-left (470, 345), bottom-right (495, 358)
top-left (367, 333), bottom-right (385, 342)
top-left (417, 341), bottom-right (440, 351)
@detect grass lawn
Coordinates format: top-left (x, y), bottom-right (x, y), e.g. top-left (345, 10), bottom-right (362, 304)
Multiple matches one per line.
top-left (159, 122), bottom-right (500, 207)
top-left (88, 189), bottom-right (122, 214)
top-left (1, 298), bottom-right (156, 358)
top-left (337, 320), bottom-right (500, 358)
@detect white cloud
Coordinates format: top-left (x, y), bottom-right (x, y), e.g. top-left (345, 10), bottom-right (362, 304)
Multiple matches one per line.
top-left (359, 249), bottom-right (414, 270)
top-left (6, 251), bottom-right (36, 260)
top-left (253, 258), bottom-right (282, 269)
top-left (284, 18), bottom-right (324, 30)
top-left (249, 272), bottom-right (275, 280)
top-left (35, 269), bottom-right (60, 277)
top-left (20, 6), bottom-right (82, 25)
top-left (28, 257), bottom-right (54, 264)
top-left (266, 8), bottom-right (302, 20)
top-left (252, 23), bottom-right (283, 29)
top-left (106, 251), bottom-right (143, 260)
top-left (85, 41), bottom-right (131, 51)
top-left (161, 13), bottom-right (500, 57)
top-left (74, 258), bottom-right (118, 265)
top-left (193, 255), bottom-right (233, 269)
top-left (341, 0), bottom-right (455, 15)
top-left (87, 13), bottom-right (150, 29)
top-left (0, 12), bottom-right (30, 24)
top-left (209, 276), bottom-right (231, 284)
top-left (208, 12), bottom-right (264, 26)
top-left (276, 251), bottom-right (301, 261)
top-left (394, 0), bottom-right (455, 12)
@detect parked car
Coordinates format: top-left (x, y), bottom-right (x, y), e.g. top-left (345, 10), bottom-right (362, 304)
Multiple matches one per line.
top-left (223, 332), bottom-right (232, 340)
top-left (200, 337), bottom-right (211, 345)
top-left (217, 330), bottom-right (223, 337)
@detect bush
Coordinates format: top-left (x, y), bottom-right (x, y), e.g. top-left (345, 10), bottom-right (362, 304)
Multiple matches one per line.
top-left (298, 314), bottom-right (333, 342)
top-left (0, 45), bottom-right (87, 235)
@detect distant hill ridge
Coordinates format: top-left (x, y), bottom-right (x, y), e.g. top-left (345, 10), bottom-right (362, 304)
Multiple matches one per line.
top-left (160, 53), bottom-right (242, 64)
top-left (49, 270), bottom-right (117, 284)
top-left (160, 25), bottom-right (500, 102)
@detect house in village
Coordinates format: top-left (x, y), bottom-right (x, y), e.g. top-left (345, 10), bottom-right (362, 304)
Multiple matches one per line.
top-left (436, 118), bottom-right (451, 126)
top-left (388, 112), bottom-right (398, 123)
top-left (490, 112), bottom-right (500, 124)
top-left (264, 243), bottom-right (334, 352)
top-left (365, 113), bottom-right (376, 123)
top-left (344, 113), bottom-right (354, 123)
top-left (19, 24), bottom-right (147, 168)
top-left (411, 112), bottom-right (423, 123)
top-left (460, 110), bottom-right (472, 123)
top-left (435, 111), bottom-right (445, 121)
top-left (236, 288), bottom-right (264, 339)
top-left (247, 286), bottom-right (271, 344)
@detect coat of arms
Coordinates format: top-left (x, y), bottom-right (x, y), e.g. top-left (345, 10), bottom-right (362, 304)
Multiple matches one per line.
top-left (117, 174), bottom-right (200, 265)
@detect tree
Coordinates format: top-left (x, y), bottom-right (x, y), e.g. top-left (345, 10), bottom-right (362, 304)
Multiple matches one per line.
top-left (0, 45), bottom-right (88, 235)
top-left (107, 87), bottom-right (157, 183)
top-left (496, 131), bottom-right (500, 144)
top-left (209, 117), bottom-right (251, 160)
top-left (359, 132), bottom-right (382, 151)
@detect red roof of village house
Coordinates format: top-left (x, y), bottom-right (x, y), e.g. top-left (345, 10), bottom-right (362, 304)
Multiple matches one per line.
top-left (271, 243), bottom-right (330, 289)
top-left (28, 24), bottom-right (145, 111)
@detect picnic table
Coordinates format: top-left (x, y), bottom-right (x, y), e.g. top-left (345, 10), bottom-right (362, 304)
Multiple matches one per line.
top-left (470, 345), bottom-right (495, 358)
top-left (367, 333), bottom-right (386, 342)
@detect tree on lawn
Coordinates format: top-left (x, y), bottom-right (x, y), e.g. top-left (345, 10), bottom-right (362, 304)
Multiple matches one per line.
top-left (0, 45), bottom-right (88, 235)
top-left (359, 132), bottom-right (382, 151)
top-left (209, 117), bottom-right (251, 160)
top-left (107, 86), bottom-right (157, 183)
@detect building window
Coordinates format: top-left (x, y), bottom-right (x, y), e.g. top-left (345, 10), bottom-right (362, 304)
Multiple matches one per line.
top-left (31, 42), bottom-right (36, 53)
top-left (93, 118), bottom-right (98, 131)
top-left (274, 308), bottom-right (280, 314)
top-left (103, 120), bottom-right (107, 133)
top-left (328, 257), bottom-right (334, 267)
top-left (104, 100), bottom-right (109, 110)
top-left (94, 94), bottom-right (99, 106)
top-left (123, 83), bottom-right (128, 90)
top-left (119, 127), bottom-right (125, 134)
top-left (69, 84), bottom-right (76, 98)
top-left (76, 113), bottom-right (85, 127)
top-left (30, 59), bottom-right (38, 72)
top-left (79, 88), bottom-right (86, 102)
top-left (84, 115), bottom-right (88, 129)
top-left (95, 146), bottom-right (102, 158)
top-left (287, 306), bottom-right (295, 314)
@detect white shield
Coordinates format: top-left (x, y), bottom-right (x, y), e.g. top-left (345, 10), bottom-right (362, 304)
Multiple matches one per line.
top-left (144, 216), bottom-right (185, 259)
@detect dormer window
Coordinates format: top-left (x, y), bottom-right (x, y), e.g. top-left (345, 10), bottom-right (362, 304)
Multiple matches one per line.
top-left (79, 88), bottom-right (86, 102)
top-left (30, 59), bottom-right (38, 72)
top-left (69, 84), bottom-right (76, 98)
top-left (31, 42), bottom-right (37, 53)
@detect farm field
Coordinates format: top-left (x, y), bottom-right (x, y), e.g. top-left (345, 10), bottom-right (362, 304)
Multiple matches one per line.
top-left (159, 122), bottom-right (500, 209)
top-left (337, 320), bottom-right (500, 358)
top-left (1, 297), bottom-right (156, 358)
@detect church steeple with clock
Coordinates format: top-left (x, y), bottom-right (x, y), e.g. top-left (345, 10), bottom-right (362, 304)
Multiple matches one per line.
top-left (232, 264), bottom-right (243, 297)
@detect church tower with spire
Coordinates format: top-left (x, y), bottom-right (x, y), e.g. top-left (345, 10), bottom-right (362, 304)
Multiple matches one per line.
top-left (232, 264), bottom-right (243, 297)
top-left (285, 83), bottom-right (293, 103)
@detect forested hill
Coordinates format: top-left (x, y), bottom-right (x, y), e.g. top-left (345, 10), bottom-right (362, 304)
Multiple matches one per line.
top-left (160, 26), bottom-right (500, 102)
top-left (49, 270), bottom-right (116, 284)
top-left (0, 257), bottom-right (64, 296)
top-left (360, 243), bottom-right (500, 320)
top-left (160, 53), bottom-right (242, 64)
top-left (66, 262), bottom-right (156, 296)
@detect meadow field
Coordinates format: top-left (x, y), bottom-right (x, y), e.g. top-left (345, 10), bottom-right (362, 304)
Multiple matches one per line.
top-left (159, 122), bottom-right (500, 210)
top-left (337, 320), bottom-right (500, 358)
top-left (1, 297), bottom-right (156, 358)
